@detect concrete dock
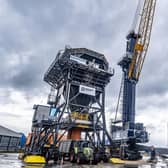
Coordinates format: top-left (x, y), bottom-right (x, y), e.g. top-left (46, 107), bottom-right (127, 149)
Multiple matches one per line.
top-left (0, 153), bottom-right (168, 168)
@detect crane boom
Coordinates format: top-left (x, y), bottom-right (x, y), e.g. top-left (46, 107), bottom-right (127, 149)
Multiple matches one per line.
top-left (128, 0), bottom-right (157, 80)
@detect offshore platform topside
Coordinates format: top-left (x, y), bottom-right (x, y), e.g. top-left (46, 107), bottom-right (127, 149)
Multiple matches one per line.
top-left (44, 47), bottom-right (113, 147)
top-left (23, 47), bottom-right (114, 164)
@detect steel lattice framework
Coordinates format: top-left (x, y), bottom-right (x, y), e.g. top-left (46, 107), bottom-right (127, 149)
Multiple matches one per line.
top-left (44, 47), bottom-right (113, 151)
top-left (128, 0), bottom-right (157, 80)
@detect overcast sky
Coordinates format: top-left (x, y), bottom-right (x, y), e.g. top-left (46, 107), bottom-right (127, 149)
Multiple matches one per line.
top-left (0, 0), bottom-right (168, 147)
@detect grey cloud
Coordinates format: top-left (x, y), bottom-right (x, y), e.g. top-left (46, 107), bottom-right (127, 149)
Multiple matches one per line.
top-left (1, 0), bottom-right (133, 97)
top-left (0, 89), bottom-right (13, 105)
top-left (146, 124), bottom-right (155, 131)
top-left (0, 112), bottom-right (21, 118)
top-left (0, 54), bottom-right (42, 89)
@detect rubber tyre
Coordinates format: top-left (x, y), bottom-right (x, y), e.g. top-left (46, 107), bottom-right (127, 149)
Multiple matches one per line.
top-left (103, 156), bottom-right (108, 163)
top-left (70, 152), bottom-right (76, 163)
top-left (45, 152), bottom-right (49, 162)
top-left (91, 159), bottom-right (98, 165)
top-left (77, 154), bottom-right (82, 164)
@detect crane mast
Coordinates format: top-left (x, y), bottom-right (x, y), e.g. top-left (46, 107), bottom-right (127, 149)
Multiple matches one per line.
top-left (118, 0), bottom-right (156, 126)
top-left (112, 0), bottom-right (157, 160)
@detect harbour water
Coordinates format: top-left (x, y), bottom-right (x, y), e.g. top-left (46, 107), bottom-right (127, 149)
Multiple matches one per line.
top-left (0, 153), bottom-right (168, 168)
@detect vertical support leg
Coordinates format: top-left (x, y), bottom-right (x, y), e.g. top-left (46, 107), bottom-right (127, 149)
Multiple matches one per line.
top-left (102, 88), bottom-right (106, 149)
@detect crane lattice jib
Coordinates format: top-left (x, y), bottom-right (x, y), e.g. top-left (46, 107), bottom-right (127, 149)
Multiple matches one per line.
top-left (128, 0), bottom-right (157, 80)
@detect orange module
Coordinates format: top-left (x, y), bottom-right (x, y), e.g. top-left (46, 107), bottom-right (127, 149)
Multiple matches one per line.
top-left (67, 128), bottom-right (81, 140)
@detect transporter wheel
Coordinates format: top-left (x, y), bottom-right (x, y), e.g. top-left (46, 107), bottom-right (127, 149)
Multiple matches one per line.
top-left (103, 155), bottom-right (109, 163)
top-left (77, 154), bottom-right (83, 164)
top-left (91, 159), bottom-right (98, 165)
top-left (53, 153), bottom-right (59, 163)
top-left (45, 151), bottom-right (50, 162)
top-left (70, 152), bottom-right (76, 163)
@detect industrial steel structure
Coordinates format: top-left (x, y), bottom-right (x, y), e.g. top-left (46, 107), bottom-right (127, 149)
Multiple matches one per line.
top-left (24, 47), bottom-right (113, 163)
top-left (111, 0), bottom-right (157, 160)
top-left (24, 105), bottom-right (58, 161)
top-left (44, 47), bottom-right (113, 152)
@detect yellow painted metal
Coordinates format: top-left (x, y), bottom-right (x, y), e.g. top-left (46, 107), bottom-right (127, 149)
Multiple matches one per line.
top-left (22, 165), bottom-right (45, 168)
top-left (109, 157), bottom-right (125, 164)
top-left (135, 43), bottom-right (144, 51)
top-left (23, 155), bottom-right (46, 164)
top-left (77, 124), bottom-right (89, 128)
top-left (71, 112), bottom-right (89, 120)
top-left (43, 144), bottom-right (50, 148)
top-left (128, 0), bottom-right (157, 81)
top-left (128, 54), bottom-right (137, 79)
